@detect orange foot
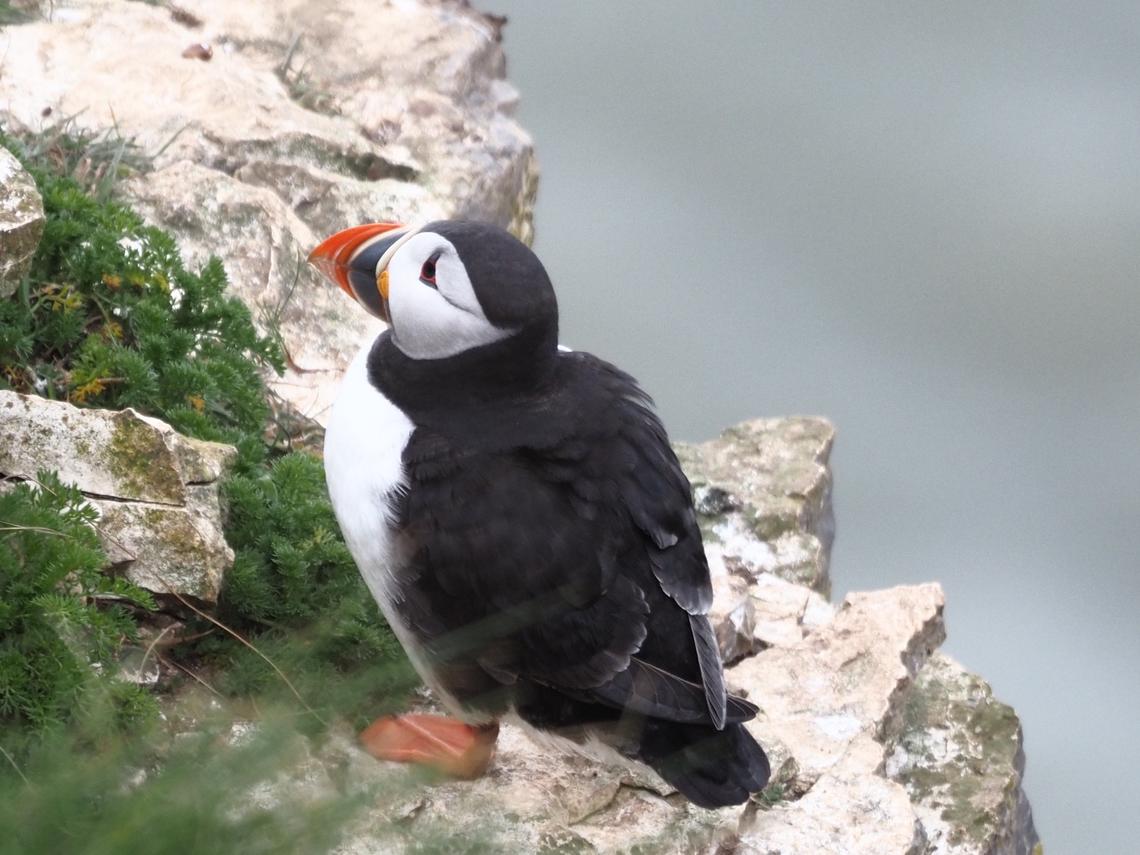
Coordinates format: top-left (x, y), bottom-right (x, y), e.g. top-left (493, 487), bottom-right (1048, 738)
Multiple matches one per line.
top-left (359, 714), bottom-right (500, 779)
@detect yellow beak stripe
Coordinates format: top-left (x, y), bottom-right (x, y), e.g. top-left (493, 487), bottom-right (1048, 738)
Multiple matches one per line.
top-left (378, 269), bottom-right (390, 300)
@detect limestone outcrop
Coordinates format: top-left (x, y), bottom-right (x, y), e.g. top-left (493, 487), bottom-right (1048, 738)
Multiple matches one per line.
top-left (0, 390), bottom-right (235, 602)
top-left (676, 418), bottom-right (835, 596)
top-left (0, 0), bottom-right (535, 422)
top-left (230, 418), bottom-right (1039, 855)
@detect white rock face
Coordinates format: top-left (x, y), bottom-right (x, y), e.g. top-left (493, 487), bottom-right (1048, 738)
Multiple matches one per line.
top-left (0, 145), bottom-right (44, 298)
top-left (887, 653), bottom-right (1041, 855)
top-left (0, 390), bottom-right (235, 601)
top-left (0, 0), bottom-right (536, 421)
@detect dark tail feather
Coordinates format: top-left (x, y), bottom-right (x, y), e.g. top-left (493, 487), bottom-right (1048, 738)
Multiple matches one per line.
top-left (635, 719), bottom-right (770, 809)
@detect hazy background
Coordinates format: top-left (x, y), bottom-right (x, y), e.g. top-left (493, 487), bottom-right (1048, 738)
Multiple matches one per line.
top-left (481, 2), bottom-right (1139, 851)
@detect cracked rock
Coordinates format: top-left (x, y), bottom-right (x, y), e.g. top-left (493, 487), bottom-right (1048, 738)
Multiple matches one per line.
top-left (886, 653), bottom-right (1040, 855)
top-left (730, 584), bottom-right (946, 789)
top-left (740, 768), bottom-right (927, 854)
top-left (0, 390), bottom-right (235, 601)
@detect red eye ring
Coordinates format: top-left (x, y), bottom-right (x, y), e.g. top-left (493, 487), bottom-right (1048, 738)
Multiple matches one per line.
top-left (420, 254), bottom-right (439, 288)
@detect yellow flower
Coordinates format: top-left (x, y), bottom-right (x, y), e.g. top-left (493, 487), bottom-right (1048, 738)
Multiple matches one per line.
top-left (72, 379), bottom-right (106, 404)
top-left (102, 273), bottom-right (122, 289)
top-left (188, 394), bottom-right (206, 412)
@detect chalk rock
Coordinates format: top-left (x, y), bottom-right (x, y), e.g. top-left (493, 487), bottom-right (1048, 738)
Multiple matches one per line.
top-left (0, 144), bottom-right (44, 298)
top-left (675, 417), bottom-right (835, 595)
top-left (0, 390), bottom-right (235, 601)
top-left (0, 0), bottom-right (536, 422)
top-left (709, 572), bottom-right (756, 663)
top-left (730, 584), bottom-right (946, 791)
top-left (709, 569), bottom-right (834, 664)
top-left (739, 736), bottom-right (927, 855)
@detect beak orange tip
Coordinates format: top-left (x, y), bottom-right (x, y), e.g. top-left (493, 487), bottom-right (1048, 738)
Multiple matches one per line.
top-left (307, 222), bottom-right (407, 294)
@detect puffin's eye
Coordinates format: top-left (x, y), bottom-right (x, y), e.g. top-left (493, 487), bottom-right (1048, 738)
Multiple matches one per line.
top-left (420, 253), bottom-right (440, 288)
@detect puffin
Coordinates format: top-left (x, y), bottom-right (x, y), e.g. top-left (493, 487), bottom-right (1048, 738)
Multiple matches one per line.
top-left (308, 220), bottom-right (770, 808)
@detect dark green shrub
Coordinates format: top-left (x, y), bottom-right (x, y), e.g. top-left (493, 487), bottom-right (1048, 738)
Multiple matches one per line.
top-left (205, 451), bottom-right (415, 726)
top-left (0, 473), bottom-right (157, 739)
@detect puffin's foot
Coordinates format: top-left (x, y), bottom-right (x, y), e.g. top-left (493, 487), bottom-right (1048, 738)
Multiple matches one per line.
top-left (359, 714), bottom-right (499, 779)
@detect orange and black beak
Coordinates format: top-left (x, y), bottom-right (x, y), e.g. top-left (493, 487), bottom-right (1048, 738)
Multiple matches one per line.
top-left (307, 223), bottom-right (414, 323)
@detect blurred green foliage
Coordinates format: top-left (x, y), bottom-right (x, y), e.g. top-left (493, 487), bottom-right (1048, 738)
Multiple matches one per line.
top-left (204, 451), bottom-right (417, 730)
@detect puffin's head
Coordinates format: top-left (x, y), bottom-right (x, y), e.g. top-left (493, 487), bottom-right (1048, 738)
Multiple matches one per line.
top-left (308, 220), bottom-right (557, 361)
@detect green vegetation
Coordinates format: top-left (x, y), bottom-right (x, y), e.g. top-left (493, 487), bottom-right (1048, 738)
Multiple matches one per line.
top-left (0, 473), bottom-right (156, 744)
top-left (0, 124), bottom-right (417, 849)
top-left (0, 124), bottom-right (281, 467)
top-left (206, 452), bottom-right (416, 729)
top-left (0, 1), bottom-right (34, 26)
top-left (0, 721), bottom-right (377, 855)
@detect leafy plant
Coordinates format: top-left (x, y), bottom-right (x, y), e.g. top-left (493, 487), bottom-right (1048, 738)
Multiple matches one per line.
top-left (194, 451), bottom-right (413, 726)
top-left (0, 721), bottom-right (373, 855)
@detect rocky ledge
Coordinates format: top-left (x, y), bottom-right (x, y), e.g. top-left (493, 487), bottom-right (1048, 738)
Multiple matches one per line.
top-left (230, 418), bottom-right (1040, 855)
top-left (0, 146), bottom-right (45, 299)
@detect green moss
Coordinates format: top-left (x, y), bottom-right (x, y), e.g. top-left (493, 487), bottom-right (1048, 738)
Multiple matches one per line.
top-left (744, 507), bottom-right (800, 543)
top-left (756, 781), bottom-right (787, 809)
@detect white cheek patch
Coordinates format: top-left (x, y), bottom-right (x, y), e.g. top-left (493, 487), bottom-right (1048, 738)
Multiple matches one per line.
top-left (384, 233), bottom-right (514, 361)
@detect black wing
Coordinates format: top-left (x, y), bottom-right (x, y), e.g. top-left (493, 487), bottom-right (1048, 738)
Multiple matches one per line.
top-left (393, 352), bottom-right (748, 729)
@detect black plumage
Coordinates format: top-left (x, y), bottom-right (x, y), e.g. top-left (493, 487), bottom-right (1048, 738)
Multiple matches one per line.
top-left (339, 220), bottom-right (769, 807)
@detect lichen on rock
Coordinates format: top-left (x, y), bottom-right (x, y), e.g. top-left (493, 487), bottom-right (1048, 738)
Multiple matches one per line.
top-left (886, 653), bottom-right (1040, 855)
top-left (0, 390), bottom-right (236, 602)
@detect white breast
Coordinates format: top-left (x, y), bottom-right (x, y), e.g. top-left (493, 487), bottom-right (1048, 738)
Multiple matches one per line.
top-left (324, 343), bottom-right (469, 716)
top-left (324, 343), bottom-right (414, 598)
